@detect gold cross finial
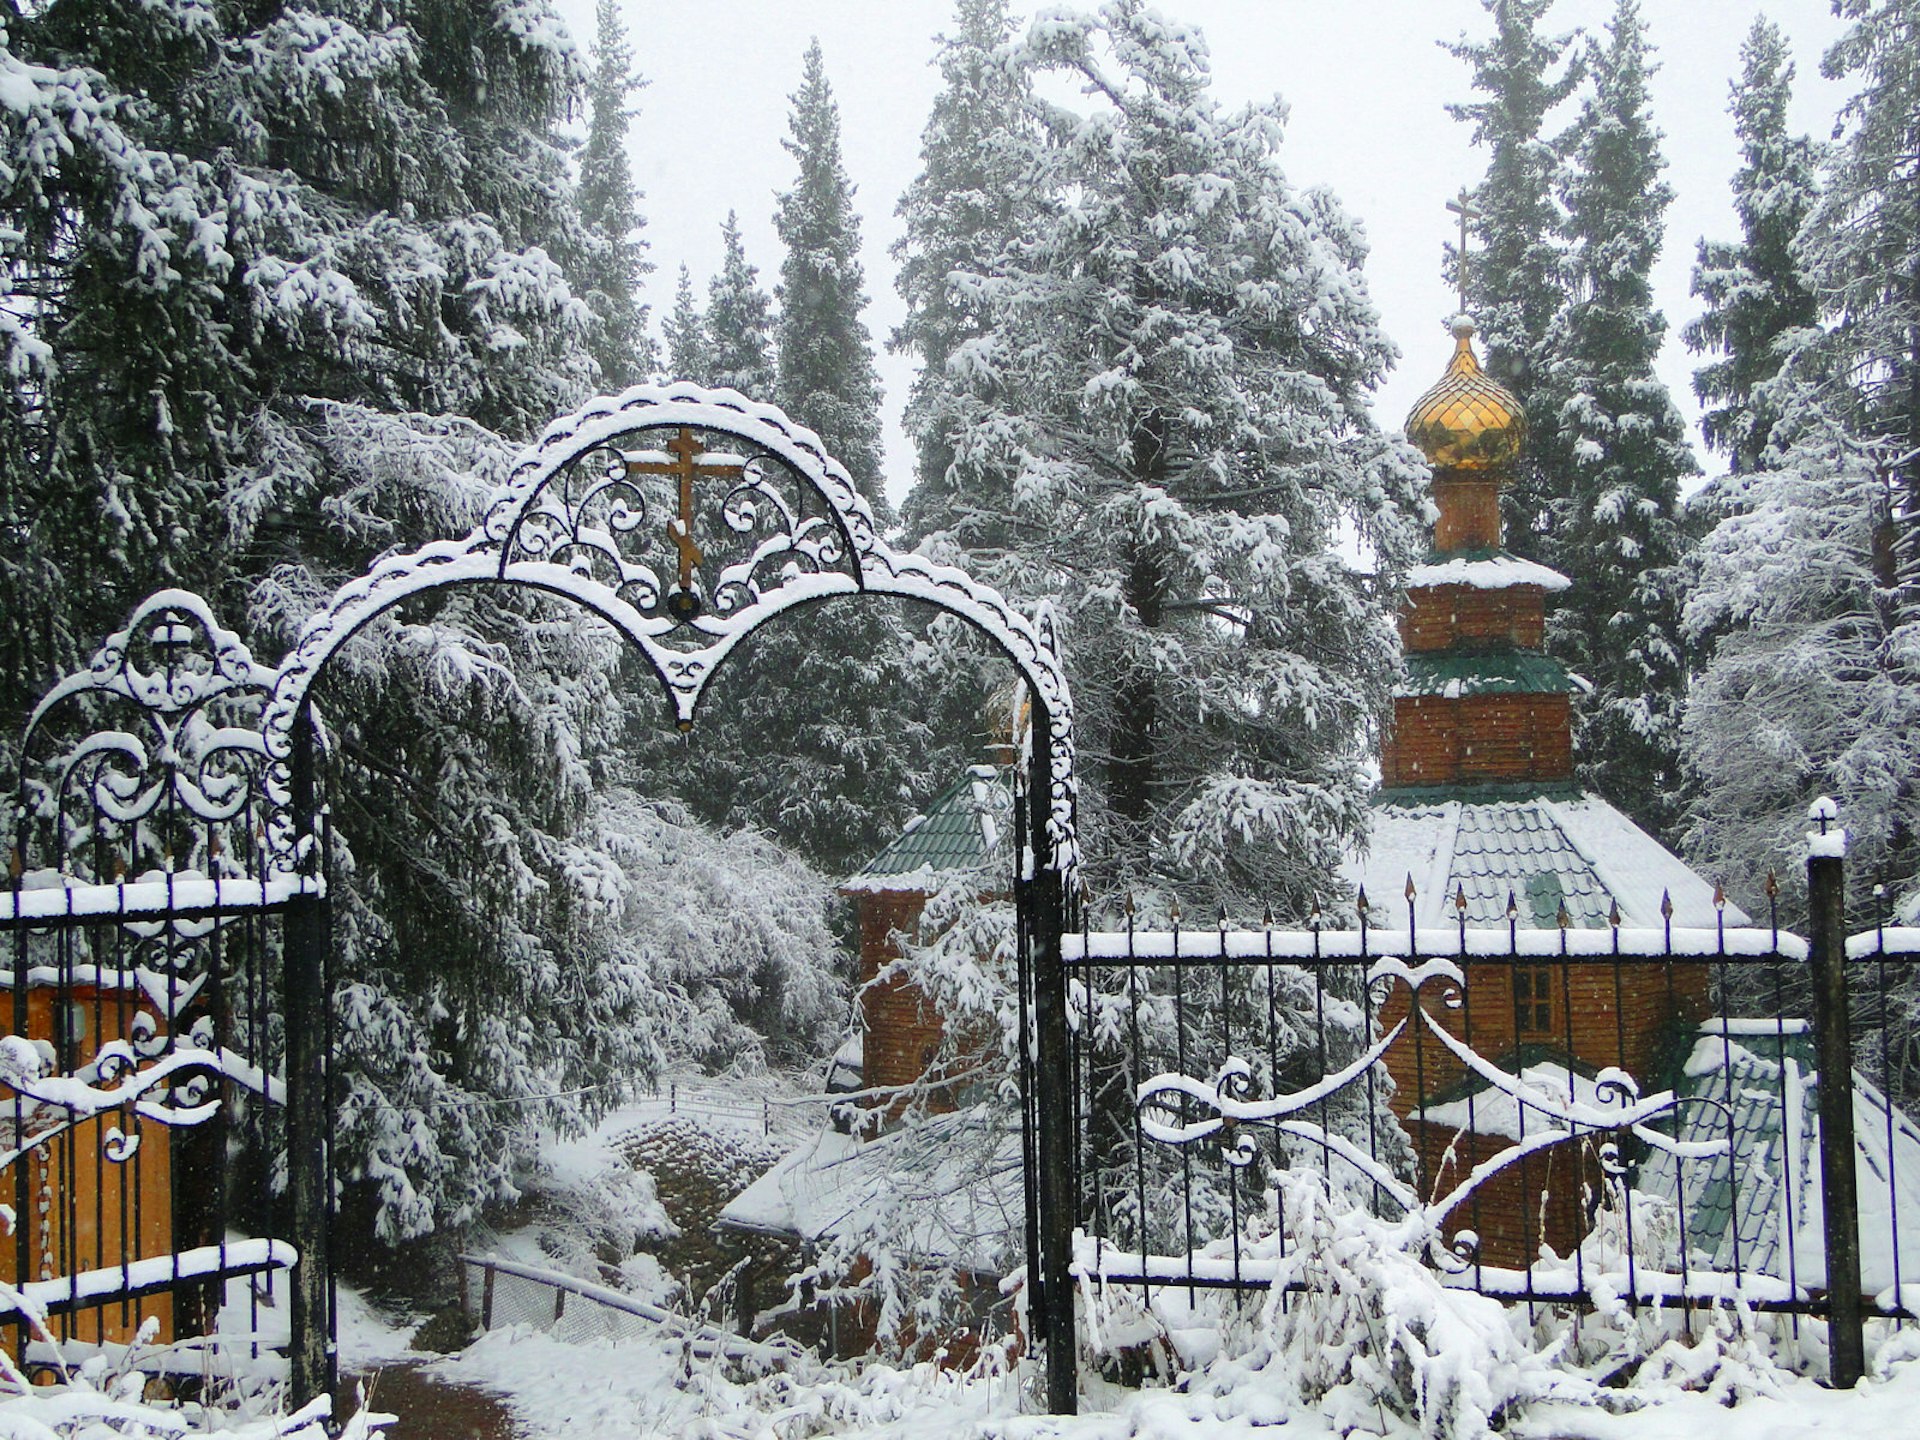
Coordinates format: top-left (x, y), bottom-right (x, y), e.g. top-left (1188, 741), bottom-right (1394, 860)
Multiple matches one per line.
top-left (1445, 186), bottom-right (1479, 313)
top-left (624, 427), bottom-right (748, 620)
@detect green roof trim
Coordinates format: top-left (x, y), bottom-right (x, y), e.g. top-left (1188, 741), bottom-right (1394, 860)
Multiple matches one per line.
top-left (1399, 650), bottom-right (1576, 697)
top-left (844, 765), bottom-right (1012, 890)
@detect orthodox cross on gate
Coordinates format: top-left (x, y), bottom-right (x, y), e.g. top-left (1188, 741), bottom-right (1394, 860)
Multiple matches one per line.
top-left (1446, 186), bottom-right (1479, 313)
top-left (625, 426), bottom-right (747, 620)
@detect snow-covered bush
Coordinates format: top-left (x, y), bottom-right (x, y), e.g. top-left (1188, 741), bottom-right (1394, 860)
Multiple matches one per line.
top-left (1255, 1170), bottom-right (1588, 1438)
top-left (0, 1299), bottom-right (390, 1440)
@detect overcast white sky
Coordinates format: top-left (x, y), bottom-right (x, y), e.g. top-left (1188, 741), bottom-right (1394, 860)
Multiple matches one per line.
top-left (551, 1), bottom-right (1854, 508)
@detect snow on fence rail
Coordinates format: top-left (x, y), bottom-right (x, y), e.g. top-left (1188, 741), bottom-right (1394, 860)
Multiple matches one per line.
top-left (455, 1253), bottom-right (802, 1372)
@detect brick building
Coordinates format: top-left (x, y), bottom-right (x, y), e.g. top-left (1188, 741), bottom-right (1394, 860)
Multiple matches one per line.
top-left (1345, 315), bottom-right (1740, 1268)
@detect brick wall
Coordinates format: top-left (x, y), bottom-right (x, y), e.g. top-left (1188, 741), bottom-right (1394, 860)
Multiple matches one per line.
top-left (1432, 475), bottom-right (1503, 551)
top-left (851, 889), bottom-right (951, 1101)
top-left (1401, 584), bottom-right (1547, 652)
top-left (1382, 693), bottom-right (1574, 787)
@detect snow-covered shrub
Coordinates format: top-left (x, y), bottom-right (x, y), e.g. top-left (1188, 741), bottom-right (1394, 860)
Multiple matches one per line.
top-left (0, 1299), bottom-right (390, 1440)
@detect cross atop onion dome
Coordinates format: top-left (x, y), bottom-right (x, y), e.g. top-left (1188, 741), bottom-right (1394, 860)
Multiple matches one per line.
top-left (1405, 315), bottom-right (1526, 473)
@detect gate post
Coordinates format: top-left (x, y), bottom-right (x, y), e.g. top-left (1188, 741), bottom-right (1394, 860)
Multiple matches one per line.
top-left (1806, 798), bottom-right (1864, 1389)
top-left (1027, 707), bottom-right (1077, 1414)
top-left (285, 712), bottom-right (335, 1408)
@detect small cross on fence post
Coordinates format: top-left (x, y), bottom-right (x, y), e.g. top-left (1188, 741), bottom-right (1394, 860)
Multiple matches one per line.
top-left (1805, 796), bottom-right (1865, 1388)
top-left (624, 426), bottom-right (747, 620)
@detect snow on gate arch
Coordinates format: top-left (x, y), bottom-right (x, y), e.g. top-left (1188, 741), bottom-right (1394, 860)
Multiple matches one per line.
top-left (261, 382), bottom-right (1078, 876)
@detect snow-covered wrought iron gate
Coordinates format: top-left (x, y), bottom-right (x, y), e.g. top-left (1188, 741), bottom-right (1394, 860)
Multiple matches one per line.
top-left (2, 387), bottom-right (1085, 1412)
top-left (2, 593), bottom-right (306, 1384)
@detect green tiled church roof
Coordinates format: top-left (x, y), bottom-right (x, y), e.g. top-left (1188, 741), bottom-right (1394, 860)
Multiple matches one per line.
top-left (843, 765), bottom-right (1012, 892)
top-left (1348, 790), bottom-right (1742, 929)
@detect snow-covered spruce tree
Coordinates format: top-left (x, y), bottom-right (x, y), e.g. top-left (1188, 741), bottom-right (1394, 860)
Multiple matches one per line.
top-left (1683, 17), bottom-right (1821, 479)
top-left (1542, 0), bottom-right (1697, 840)
top-left (663, 264), bottom-right (711, 381)
top-left (877, 3), bottom-right (1426, 1296)
top-left (892, 0), bottom-right (1031, 545)
top-left (923, 1), bottom-right (1426, 911)
top-left (774, 38), bottom-right (887, 519)
top-left (705, 211), bottom-right (776, 399)
top-left (577, 0), bottom-right (657, 389)
top-left (1682, 397), bottom-right (1920, 932)
top-left (1799, 0), bottom-right (1920, 622)
top-left (1682, 0), bottom-right (1920, 930)
top-left (1444, 0), bottom-right (1582, 558)
top-left (0, 0), bottom-right (831, 1254)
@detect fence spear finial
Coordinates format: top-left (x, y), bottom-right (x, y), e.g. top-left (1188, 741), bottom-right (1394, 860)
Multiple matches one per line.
top-left (1765, 870), bottom-right (1780, 899)
top-left (1355, 885), bottom-right (1369, 920)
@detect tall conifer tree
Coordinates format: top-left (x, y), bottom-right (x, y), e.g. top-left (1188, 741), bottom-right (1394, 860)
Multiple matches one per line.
top-left (1684, 17), bottom-right (1821, 476)
top-left (577, 0), bottom-right (655, 388)
top-left (663, 264), bottom-right (711, 381)
top-left (1546, 0), bottom-right (1697, 836)
top-left (1683, 0), bottom-right (1920, 925)
top-left (892, 0), bottom-right (1030, 544)
top-left (774, 39), bottom-right (887, 518)
top-left (0, 0), bottom-right (830, 1248)
top-left (1802, 0), bottom-right (1920, 616)
top-left (912, 0), bottom-right (1426, 907)
top-left (1445, 0), bottom-right (1582, 555)
top-left (706, 212), bottom-right (776, 398)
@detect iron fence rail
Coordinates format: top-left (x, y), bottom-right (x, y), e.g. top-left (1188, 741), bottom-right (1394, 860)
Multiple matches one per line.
top-left (1066, 904), bottom-right (1920, 1376)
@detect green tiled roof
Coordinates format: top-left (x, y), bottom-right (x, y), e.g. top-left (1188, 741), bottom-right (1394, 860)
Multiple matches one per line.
top-left (1637, 1025), bottom-right (1818, 1283)
top-left (1451, 801), bottom-right (1616, 926)
top-left (844, 765), bottom-right (1012, 890)
top-left (1400, 650), bottom-right (1576, 698)
top-left (1375, 795), bottom-right (1619, 926)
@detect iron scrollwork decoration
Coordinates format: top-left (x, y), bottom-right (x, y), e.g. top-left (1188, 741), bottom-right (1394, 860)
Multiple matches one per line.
top-left (3, 590), bottom-right (297, 1257)
top-left (1134, 956), bottom-right (1724, 1277)
top-left (266, 383), bottom-right (1079, 875)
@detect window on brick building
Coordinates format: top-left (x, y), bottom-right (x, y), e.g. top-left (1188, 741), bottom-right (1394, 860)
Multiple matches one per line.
top-left (1514, 965), bottom-right (1555, 1037)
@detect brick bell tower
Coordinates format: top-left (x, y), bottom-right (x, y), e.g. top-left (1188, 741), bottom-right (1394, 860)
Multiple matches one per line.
top-left (1359, 310), bottom-right (1727, 1269)
top-left (1388, 314), bottom-right (1575, 791)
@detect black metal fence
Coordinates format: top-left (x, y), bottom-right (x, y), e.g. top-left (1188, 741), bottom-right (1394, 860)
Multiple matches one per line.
top-left (1065, 874), bottom-right (1920, 1384)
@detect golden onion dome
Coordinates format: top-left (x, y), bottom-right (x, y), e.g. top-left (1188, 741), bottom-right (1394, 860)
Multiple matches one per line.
top-left (1405, 316), bottom-right (1526, 472)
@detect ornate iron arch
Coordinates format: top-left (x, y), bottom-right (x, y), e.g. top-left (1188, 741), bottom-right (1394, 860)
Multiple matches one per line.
top-left (263, 383), bottom-right (1077, 876)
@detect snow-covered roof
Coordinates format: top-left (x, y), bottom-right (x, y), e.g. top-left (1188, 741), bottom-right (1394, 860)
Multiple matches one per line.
top-left (841, 765), bottom-right (1012, 894)
top-left (1636, 1021), bottom-right (1920, 1299)
top-left (1344, 789), bottom-right (1745, 930)
top-left (715, 1115), bottom-right (1023, 1274)
top-left (1407, 553), bottom-right (1571, 592)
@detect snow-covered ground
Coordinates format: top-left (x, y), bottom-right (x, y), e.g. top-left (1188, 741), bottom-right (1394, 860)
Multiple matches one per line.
top-left (373, 1321), bottom-right (1920, 1440)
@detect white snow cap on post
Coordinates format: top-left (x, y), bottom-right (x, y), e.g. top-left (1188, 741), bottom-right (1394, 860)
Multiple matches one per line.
top-left (1806, 796), bottom-right (1848, 859)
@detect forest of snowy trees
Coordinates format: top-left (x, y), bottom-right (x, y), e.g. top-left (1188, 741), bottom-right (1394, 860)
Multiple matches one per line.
top-left (1, 0), bottom-right (1918, 1292)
